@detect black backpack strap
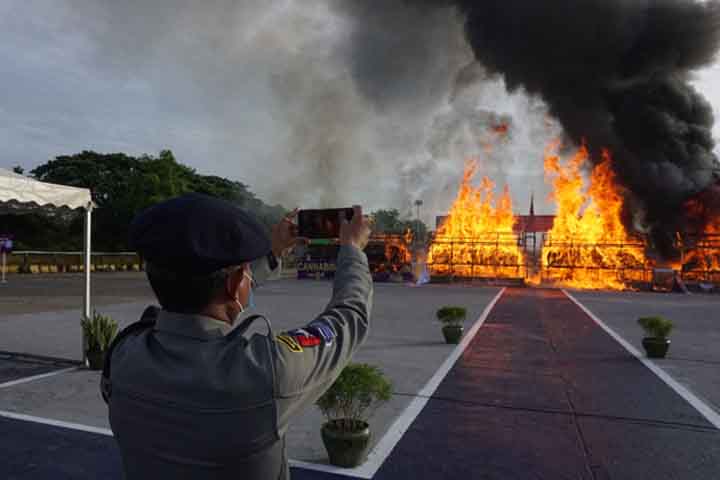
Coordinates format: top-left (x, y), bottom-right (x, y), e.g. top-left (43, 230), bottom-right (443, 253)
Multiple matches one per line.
top-left (101, 306), bottom-right (159, 403)
top-left (226, 314), bottom-right (273, 341)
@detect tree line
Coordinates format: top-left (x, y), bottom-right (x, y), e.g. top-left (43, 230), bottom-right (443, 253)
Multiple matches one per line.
top-left (3, 150), bottom-right (286, 251)
top-left (370, 209), bottom-right (428, 240)
top-left (3, 150), bottom-right (429, 252)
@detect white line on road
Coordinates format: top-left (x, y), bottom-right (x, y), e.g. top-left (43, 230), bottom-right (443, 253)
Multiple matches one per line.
top-left (563, 289), bottom-right (720, 430)
top-left (295, 287), bottom-right (507, 479)
top-left (0, 409), bottom-right (113, 436)
top-left (0, 366), bottom-right (78, 389)
top-left (1, 289), bottom-right (508, 479)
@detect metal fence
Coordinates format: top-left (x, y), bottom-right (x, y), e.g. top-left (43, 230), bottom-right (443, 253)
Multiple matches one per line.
top-left (678, 234), bottom-right (720, 284)
top-left (426, 232), bottom-right (528, 280)
top-left (3, 251), bottom-right (141, 274)
top-left (540, 234), bottom-right (653, 285)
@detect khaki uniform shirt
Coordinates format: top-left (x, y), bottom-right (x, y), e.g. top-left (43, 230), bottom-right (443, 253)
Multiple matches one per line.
top-left (106, 245), bottom-right (372, 479)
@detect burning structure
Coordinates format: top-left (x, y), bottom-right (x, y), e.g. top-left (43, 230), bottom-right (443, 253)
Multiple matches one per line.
top-left (344, 1), bottom-right (720, 290)
top-left (428, 141), bottom-right (720, 291)
top-left (427, 160), bottom-right (526, 282)
top-left (540, 143), bottom-right (650, 290)
top-left (365, 231), bottom-right (414, 281)
top-left (676, 198), bottom-right (720, 285)
top-left (283, 1), bottom-right (720, 291)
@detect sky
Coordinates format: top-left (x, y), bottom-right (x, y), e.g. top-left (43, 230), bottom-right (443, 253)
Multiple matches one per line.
top-left (1, 0), bottom-right (719, 225)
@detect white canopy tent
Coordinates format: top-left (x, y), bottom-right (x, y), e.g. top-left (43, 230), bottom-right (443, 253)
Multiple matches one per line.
top-left (0, 167), bottom-right (93, 360)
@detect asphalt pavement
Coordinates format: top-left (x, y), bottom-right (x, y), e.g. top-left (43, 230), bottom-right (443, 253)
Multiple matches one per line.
top-left (1, 282), bottom-right (720, 478)
top-left (374, 289), bottom-right (720, 479)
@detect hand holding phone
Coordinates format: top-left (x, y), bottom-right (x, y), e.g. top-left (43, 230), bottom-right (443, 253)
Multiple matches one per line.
top-left (340, 206), bottom-right (371, 251)
top-left (297, 208), bottom-right (354, 239)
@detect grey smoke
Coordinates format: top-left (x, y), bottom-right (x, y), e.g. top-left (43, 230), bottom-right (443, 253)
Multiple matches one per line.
top-left (4, 0), bottom-right (719, 238)
top-left (343, 0), bottom-right (720, 255)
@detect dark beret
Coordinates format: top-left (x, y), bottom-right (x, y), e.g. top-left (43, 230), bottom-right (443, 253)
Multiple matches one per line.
top-left (129, 193), bottom-right (271, 275)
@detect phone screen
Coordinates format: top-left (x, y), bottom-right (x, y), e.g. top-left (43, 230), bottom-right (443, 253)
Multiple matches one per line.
top-left (298, 208), bottom-right (354, 239)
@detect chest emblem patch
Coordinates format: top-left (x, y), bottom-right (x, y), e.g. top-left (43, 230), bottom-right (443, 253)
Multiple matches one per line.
top-left (276, 335), bottom-right (303, 353)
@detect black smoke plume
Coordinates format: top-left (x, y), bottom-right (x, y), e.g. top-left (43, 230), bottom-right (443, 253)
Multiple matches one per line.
top-left (348, 0), bottom-right (720, 257)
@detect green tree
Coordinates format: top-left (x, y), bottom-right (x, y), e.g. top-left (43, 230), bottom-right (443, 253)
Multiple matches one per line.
top-left (12, 165), bottom-right (24, 175)
top-left (371, 209), bottom-right (404, 233)
top-left (192, 174), bottom-right (286, 227)
top-left (371, 208), bottom-right (428, 239)
top-left (24, 150), bottom-right (286, 251)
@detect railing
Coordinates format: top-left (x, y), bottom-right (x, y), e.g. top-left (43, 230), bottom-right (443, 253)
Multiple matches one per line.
top-left (2, 251), bottom-right (141, 274)
top-left (540, 234), bottom-right (653, 285)
top-left (427, 233), bottom-right (528, 280)
top-left (678, 234), bottom-right (720, 284)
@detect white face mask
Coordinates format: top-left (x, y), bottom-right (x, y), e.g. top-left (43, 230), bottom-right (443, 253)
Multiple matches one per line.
top-left (236, 269), bottom-right (255, 314)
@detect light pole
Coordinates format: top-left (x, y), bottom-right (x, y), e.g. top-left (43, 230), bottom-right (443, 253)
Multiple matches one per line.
top-left (414, 200), bottom-right (423, 243)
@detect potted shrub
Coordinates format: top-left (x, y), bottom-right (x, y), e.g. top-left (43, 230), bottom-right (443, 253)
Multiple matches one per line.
top-left (316, 363), bottom-right (392, 468)
top-left (81, 311), bottom-right (119, 370)
top-left (437, 306), bottom-right (467, 344)
top-left (638, 316), bottom-right (673, 358)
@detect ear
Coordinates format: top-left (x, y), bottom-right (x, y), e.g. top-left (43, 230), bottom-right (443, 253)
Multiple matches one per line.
top-left (226, 264), bottom-right (249, 301)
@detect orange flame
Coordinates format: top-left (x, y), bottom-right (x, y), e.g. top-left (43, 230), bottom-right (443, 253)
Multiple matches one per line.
top-left (678, 198), bottom-right (720, 280)
top-left (385, 230), bottom-right (413, 269)
top-left (428, 159), bottom-right (525, 279)
top-left (491, 123), bottom-right (509, 136)
top-left (368, 231), bottom-right (414, 274)
top-left (541, 143), bottom-right (647, 290)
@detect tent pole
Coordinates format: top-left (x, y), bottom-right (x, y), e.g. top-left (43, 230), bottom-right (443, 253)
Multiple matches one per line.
top-left (82, 205), bottom-right (93, 364)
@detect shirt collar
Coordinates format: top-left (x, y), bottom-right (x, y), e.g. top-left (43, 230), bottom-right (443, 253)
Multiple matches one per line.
top-left (154, 310), bottom-right (232, 340)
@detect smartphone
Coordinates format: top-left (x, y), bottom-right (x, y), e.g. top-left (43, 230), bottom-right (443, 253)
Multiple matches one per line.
top-left (298, 208), bottom-right (355, 239)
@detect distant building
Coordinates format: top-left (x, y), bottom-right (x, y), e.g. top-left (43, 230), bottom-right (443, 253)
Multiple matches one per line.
top-left (513, 215), bottom-right (555, 234)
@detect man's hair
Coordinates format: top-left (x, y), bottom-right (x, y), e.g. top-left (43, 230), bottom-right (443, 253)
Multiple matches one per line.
top-left (145, 263), bottom-right (241, 314)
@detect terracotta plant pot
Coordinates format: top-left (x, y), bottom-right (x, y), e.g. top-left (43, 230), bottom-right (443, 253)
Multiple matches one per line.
top-left (442, 325), bottom-right (464, 344)
top-left (321, 420), bottom-right (371, 468)
top-left (642, 337), bottom-right (670, 358)
top-left (86, 350), bottom-right (105, 370)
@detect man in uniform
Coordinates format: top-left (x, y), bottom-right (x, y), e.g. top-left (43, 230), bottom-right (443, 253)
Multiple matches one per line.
top-left (102, 193), bottom-right (372, 479)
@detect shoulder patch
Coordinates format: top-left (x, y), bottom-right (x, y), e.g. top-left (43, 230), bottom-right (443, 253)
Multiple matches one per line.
top-left (276, 335), bottom-right (303, 353)
top-left (307, 323), bottom-right (336, 346)
top-left (287, 329), bottom-right (322, 348)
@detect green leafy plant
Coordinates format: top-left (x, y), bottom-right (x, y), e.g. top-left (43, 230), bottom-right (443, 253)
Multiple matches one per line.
top-left (82, 311), bottom-right (118, 353)
top-left (316, 363), bottom-right (392, 433)
top-left (638, 316), bottom-right (674, 339)
top-left (436, 306), bottom-right (467, 326)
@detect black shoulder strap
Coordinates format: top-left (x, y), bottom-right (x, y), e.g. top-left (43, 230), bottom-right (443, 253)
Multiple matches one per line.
top-left (225, 314), bottom-right (273, 341)
top-left (100, 306), bottom-right (159, 403)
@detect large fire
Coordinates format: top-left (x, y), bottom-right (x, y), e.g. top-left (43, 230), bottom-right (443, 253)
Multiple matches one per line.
top-left (424, 142), bottom-right (720, 290)
top-left (427, 160), bottom-right (525, 279)
top-left (382, 230), bottom-right (414, 270)
top-left (541, 143), bottom-right (648, 290)
top-left (678, 198), bottom-right (720, 283)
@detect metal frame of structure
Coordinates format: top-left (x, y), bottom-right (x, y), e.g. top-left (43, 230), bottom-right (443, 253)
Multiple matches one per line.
top-left (426, 228), bottom-right (720, 288)
top-left (427, 232), bottom-right (528, 281)
top-left (539, 233), bottom-right (653, 286)
top-left (678, 233), bottom-right (720, 284)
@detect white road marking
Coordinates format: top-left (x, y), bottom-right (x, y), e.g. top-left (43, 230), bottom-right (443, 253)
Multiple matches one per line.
top-left (563, 289), bottom-right (720, 430)
top-left (0, 366), bottom-right (78, 389)
top-left (291, 287), bottom-right (507, 479)
top-left (0, 409), bottom-right (113, 436)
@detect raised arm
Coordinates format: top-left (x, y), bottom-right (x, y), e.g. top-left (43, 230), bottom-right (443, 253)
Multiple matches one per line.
top-left (269, 206), bottom-right (373, 433)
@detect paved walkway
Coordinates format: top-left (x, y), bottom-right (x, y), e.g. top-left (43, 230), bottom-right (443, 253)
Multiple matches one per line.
top-left (2, 288), bottom-right (720, 479)
top-left (374, 289), bottom-right (720, 479)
